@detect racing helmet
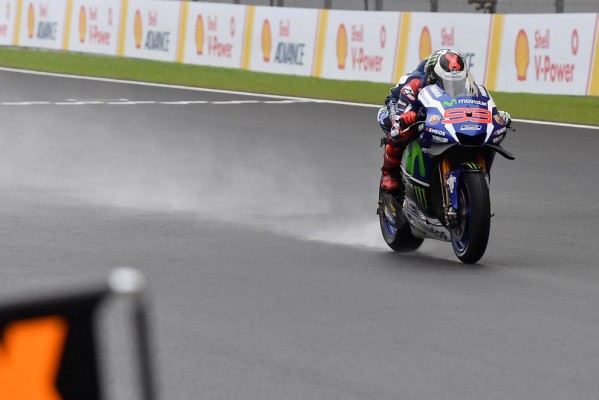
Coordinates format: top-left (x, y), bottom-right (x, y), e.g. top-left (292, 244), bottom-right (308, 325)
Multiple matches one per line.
top-left (425, 49), bottom-right (477, 96)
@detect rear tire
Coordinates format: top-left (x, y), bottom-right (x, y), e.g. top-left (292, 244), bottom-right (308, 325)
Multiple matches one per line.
top-left (450, 173), bottom-right (490, 263)
top-left (378, 187), bottom-right (424, 252)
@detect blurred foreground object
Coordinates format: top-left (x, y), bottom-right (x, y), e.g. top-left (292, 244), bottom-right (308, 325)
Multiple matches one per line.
top-left (0, 268), bottom-right (156, 400)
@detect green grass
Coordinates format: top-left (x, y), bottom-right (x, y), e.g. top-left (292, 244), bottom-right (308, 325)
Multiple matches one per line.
top-left (1, 47), bottom-right (598, 126)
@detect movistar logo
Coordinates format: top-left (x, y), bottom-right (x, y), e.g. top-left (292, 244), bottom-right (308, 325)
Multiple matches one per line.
top-left (405, 141), bottom-right (426, 177)
top-left (443, 98), bottom-right (457, 107)
top-left (414, 186), bottom-right (428, 210)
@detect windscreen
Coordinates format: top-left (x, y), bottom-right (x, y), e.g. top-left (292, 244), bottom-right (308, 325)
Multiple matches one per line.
top-left (441, 71), bottom-right (479, 98)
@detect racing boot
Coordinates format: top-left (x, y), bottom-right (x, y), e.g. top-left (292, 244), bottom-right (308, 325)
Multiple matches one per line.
top-left (380, 143), bottom-right (404, 193)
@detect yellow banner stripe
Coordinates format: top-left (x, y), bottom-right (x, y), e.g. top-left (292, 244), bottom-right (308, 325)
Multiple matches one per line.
top-left (117, 0), bottom-right (129, 56)
top-left (176, 2), bottom-right (189, 63)
top-left (241, 5), bottom-right (255, 70)
top-left (312, 9), bottom-right (329, 78)
top-left (588, 14), bottom-right (599, 95)
top-left (12, 0), bottom-right (23, 46)
top-left (62, 0), bottom-right (74, 50)
top-left (393, 12), bottom-right (412, 84)
top-left (485, 14), bottom-right (504, 91)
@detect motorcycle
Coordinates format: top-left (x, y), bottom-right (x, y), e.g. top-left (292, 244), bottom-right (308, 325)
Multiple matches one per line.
top-left (377, 78), bottom-right (514, 264)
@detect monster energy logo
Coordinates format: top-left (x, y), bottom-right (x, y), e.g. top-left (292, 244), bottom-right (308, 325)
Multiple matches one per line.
top-left (414, 186), bottom-right (428, 210)
top-left (405, 141), bottom-right (426, 177)
top-left (464, 162), bottom-right (480, 170)
top-left (443, 98), bottom-right (457, 107)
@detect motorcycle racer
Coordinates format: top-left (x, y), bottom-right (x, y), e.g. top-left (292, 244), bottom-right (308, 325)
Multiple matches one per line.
top-left (377, 49), bottom-right (511, 193)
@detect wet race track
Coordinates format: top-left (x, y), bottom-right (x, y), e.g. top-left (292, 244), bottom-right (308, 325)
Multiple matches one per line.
top-left (1, 68), bottom-right (599, 399)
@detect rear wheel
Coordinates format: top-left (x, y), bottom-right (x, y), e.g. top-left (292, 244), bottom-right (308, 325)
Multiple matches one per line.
top-left (378, 187), bottom-right (423, 252)
top-left (450, 173), bottom-right (490, 263)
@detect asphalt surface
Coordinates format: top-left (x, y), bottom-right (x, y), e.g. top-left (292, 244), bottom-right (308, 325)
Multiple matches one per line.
top-left (1, 68), bottom-right (598, 400)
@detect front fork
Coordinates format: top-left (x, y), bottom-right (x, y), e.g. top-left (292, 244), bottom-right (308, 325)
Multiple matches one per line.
top-left (440, 153), bottom-right (487, 228)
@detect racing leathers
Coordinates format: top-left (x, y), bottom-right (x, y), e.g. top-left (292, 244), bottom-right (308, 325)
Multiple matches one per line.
top-left (377, 59), bottom-right (428, 193)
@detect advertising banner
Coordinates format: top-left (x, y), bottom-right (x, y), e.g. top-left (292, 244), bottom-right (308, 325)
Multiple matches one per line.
top-left (493, 13), bottom-right (598, 95)
top-left (396, 12), bottom-right (492, 85)
top-left (16, 0), bottom-right (68, 50)
top-left (246, 6), bottom-right (319, 76)
top-left (318, 10), bottom-right (401, 83)
top-left (0, 0), bottom-right (17, 46)
top-left (120, 0), bottom-right (181, 62)
top-left (67, 0), bottom-right (121, 55)
top-left (181, 2), bottom-right (246, 68)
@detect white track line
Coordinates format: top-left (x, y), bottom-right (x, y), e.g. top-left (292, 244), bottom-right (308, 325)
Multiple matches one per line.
top-left (1, 66), bottom-right (597, 130)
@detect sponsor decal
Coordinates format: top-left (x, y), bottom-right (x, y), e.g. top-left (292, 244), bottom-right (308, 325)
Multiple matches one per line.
top-left (402, 86), bottom-right (415, 101)
top-left (442, 98), bottom-right (457, 107)
top-left (515, 29), bottom-right (529, 81)
top-left (428, 127), bottom-right (445, 135)
top-left (571, 28), bottom-right (578, 55)
top-left (447, 174), bottom-right (456, 194)
top-left (478, 85), bottom-right (488, 97)
top-left (405, 141), bottom-right (426, 177)
top-left (461, 125), bottom-right (482, 131)
top-left (429, 85), bottom-right (443, 98)
top-left (144, 11), bottom-right (170, 52)
top-left (202, 14), bottom-right (234, 58)
top-left (0, 2), bottom-right (9, 38)
top-left (79, 6), bottom-right (86, 43)
top-left (493, 114), bottom-right (504, 125)
top-left (348, 23), bottom-right (383, 72)
top-left (79, 6), bottom-right (112, 46)
top-left (414, 186), bottom-right (428, 210)
top-left (428, 115), bottom-right (441, 125)
top-left (432, 135), bottom-right (449, 143)
top-left (441, 26), bottom-right (454, 47)
top-left (336, 24), bottom-right (347, 69)
top-left (419, 26), bottom-right (432, 60)
top-left (534, 53), bottom-right (575, 82)
top-left (263, 19), bottom-right (306, 66)
top-left (27, 3), bottom-right (34, 39)
top-left (458, 98), bottom-right (487, 106)
top-left (261, 19), bottom-right (271, 62)
top-left (492, 127), bottom-right (507, 138)
top-left (274, 21), bottom-right (305, 66)
top-left (195, 15), bottom-right (204, 55)
top-left (26, 3), bottom-right (58, 41)
top-left (134, 10), bottom-right (142, 49)
top-left (517, 27), bottom-right (576, 83)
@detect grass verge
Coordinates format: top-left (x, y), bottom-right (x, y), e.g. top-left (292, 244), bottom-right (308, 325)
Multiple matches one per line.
top-left (0, 47), bottom-right (597, 126)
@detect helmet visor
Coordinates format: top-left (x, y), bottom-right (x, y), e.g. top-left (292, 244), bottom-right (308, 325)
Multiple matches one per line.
top-left (441, 71), bottom-right (479, 97)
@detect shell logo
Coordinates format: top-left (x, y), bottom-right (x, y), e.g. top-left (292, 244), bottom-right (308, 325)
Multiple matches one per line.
top-left (336, 24), bottom-right (347, 70)
top-left (134, 10), bottom-right (143, 49)
top-left (571, 29), bottom-right (579, 55)
top-left (27, 3), bottom-right (35, 39)
top-left (515, 29), bottom-right (529, 81)
top-left (195, 14), bottom-right (204, 55)
top-left (78, 6), bottom-right (87, 44)
top-left (419, 27), bottom-right (432, 60)
top-left (261, 19), bottom-right (271, 62)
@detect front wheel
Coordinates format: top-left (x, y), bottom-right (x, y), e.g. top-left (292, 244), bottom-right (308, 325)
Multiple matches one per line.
top-left (450, 173), bottom-right (491, 264)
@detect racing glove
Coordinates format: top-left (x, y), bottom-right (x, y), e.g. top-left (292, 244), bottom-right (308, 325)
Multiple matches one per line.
top-left (388, 111), bottom-right (417, 144)
top-left (498, 110), bottom-right (512, 127)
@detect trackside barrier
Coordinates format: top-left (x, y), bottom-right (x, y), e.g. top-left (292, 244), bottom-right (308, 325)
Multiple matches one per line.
top-left (2, 0), bottom-right (599, 96)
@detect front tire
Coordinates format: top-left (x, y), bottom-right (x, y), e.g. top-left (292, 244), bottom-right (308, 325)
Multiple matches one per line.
top-left (450, 173), bottom-right (491, 263)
